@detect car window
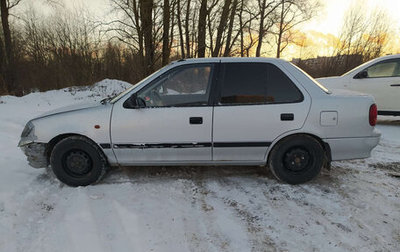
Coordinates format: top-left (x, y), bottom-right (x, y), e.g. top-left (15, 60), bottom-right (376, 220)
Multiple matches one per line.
top-left (365, 60), bottom-right (400, 78)
top-left (267, 64), bottom-right (303, 103)
top-left (219, 63), bottom-right (302, 105)
top-left (137, 64), bottom-right (213, 107)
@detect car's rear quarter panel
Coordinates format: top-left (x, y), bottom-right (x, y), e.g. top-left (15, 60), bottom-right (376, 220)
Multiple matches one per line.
top-left (280, 62), bottom-right (380, 161)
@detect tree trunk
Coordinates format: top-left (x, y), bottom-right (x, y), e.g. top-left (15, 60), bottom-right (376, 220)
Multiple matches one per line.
top-left (0, 35), bottom-right (5, 93)
top-left (239, 0), bottom-right (244, 57)
top-left (169, 0), bottom-right (175, 52)
top-left (197, 0), bottom-right (207, 57)
top-left (132, 0), bottom-right (145, 74)
top-left (0, 0), bottom-right (15, 94)
top-left (184, 0), bottom-right (191, 57)
top-left (212, 0), bottom-right (231, 57)
top-left (139, 0), bottom-right (154, 74)
top-left (256, 0), bottom-right (266, 57)
top-left (276, 0), bottom-right (284, 58)
top-left (176, 0), bottom-right (185, 58)
top-left (223, 0), bottom-right (238, 56)
top-left (162, 0), bottom-right (170, 66)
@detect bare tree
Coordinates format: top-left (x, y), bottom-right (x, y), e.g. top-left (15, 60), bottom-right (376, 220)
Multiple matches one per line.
top-left (223, 0), bottom-right (238, 56)
top-left (139, 0), bottom-right (154, 74)
top-left (212, 0), bottom-right (231, 57)
top-left (323, 3), bottom-right (391, 75)
top-left (275, 0), bottom-right (319, 58)
top-left (161, 0), bottom-right (170, 65)
top-left (338, 6), bottom-right (389, 65)
top-left (176, 0), bottom-right (185, 57)
top-left (184, 0), bottom-right (191, 57)
top-left (0, 0), bottom-right (22, 94)
top-left (197, 0), bottom-right (218, 57)
top-left (255, 0), bottom-right (279, 57)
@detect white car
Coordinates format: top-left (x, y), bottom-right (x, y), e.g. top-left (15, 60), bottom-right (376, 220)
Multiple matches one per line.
top-left (317, 54), bottom-right (400, 116)
top-left (18, 58), bottom-right (381, 186)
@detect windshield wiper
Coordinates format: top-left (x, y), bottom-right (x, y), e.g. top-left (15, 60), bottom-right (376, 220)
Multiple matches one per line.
top-left (100, 97), bottom-right (112, 104)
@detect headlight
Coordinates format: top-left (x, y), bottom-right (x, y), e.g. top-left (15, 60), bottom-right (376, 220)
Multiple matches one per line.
top-left (21, 121), bottom-right (34, 138)
top-left (19, 121), bottom-right (36, 147)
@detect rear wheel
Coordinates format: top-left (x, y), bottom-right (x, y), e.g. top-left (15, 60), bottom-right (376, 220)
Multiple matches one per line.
top-left (268, 135), bottom-right (324, 184)
top-left (50, 136), bottom-right (108, 186)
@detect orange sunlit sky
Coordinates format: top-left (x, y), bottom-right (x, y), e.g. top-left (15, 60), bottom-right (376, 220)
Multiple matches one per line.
top-left (19, 0), bottom-right (400, 60)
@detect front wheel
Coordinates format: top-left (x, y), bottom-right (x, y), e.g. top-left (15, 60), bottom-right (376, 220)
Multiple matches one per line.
top-left (50, 136), bottom-right (108, 186)
top-left (268, 135), bottom-right (324, 184)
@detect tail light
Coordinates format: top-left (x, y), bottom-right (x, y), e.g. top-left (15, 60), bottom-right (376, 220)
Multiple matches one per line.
top-left (369, 104), bottom-right (377, 126)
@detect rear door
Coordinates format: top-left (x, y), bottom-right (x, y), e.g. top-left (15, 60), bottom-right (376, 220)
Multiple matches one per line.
top-left (212, 61), bottom-right (311, 162)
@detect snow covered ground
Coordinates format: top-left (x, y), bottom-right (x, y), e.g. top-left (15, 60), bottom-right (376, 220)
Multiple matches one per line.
top-left (0, 80), bottom-right (399, 252)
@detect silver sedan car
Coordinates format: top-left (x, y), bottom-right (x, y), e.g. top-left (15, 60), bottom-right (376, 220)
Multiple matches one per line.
top-left (19, 58), bottom-right (381, 186)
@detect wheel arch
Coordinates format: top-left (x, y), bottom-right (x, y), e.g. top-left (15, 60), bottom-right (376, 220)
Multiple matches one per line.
top-left (266, 132), bottom-right (331, 165)
top-left (46, 133), bottom-right (109, 165)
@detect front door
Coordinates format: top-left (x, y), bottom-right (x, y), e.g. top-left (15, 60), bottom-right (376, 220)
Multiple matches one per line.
top-left (350, 58), bottom-right (400, 112)
top-left (111, 64), bottom-right (215, 165)
top-left (212, 62), bottom-right (311, 162)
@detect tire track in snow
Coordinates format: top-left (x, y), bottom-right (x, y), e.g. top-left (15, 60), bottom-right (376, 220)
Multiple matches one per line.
top-left (1, 173), bottom-right (65, 252)
top-left (62, 188), bottom-right (105, 252)
top-left (83, 188), bottom-right (137, 252)
top-left (188, 173), bottom-right (232, 252)
top-left (215, 176), bottom-right (278, 252)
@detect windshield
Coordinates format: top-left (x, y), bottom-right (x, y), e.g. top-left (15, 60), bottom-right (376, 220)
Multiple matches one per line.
top-left (290, 63), bottom-right (331, 94)
top-left (110, 68), bottom-right (164, 103)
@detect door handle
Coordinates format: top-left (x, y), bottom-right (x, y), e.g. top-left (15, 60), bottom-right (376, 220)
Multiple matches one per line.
top-left (390, 84), bottom-right (400, 87)
top-left (190, 117), bottom-right (203, 124)
top-left (281, 113), bottom-right (294, 121)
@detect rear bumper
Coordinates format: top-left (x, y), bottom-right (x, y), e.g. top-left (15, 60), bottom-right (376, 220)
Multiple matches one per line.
top-left (19, 143), bottom-right (48, 168)
top-left (324, 130), bottom-right (381, 161)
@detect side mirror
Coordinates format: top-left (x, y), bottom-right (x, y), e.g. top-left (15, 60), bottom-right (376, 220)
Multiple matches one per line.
top-left (123, 93), bottom-right (146, 109)
top-left (355, 70), bottom-right (368, 79)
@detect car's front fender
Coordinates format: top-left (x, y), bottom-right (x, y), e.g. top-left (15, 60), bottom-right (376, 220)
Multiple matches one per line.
top-left (30, 104), bottom-right (113, 145)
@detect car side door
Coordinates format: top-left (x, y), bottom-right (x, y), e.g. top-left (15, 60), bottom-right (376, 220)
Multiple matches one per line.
top-left (212, 62), bottom-right (311, 162)
top-left (349, 58), bottom-right (400, 112)
top-left (110, 63), bottom-right (216, 165)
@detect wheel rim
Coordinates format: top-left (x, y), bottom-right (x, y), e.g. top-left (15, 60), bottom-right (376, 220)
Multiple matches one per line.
top-left (283, 147), bottom-right (311, 172)
top-left (62, 150), bottom-right (92, 177)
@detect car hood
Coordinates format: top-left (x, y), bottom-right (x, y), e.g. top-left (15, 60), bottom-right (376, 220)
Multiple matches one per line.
top-left (34, 101), bottom-right (101, 120)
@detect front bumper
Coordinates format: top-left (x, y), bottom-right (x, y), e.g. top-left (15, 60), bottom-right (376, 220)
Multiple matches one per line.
top-left (324, 130), bottom-right (381, 161)
top-left (19, 143), bottom-right (49, 168)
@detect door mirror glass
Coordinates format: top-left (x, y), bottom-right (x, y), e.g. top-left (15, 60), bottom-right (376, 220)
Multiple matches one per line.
top-left (355, 70), bottom-right (368, 79)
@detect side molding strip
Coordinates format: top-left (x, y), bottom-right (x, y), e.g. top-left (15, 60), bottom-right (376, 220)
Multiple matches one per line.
top-left (100, 142), bottom-right (271, 149)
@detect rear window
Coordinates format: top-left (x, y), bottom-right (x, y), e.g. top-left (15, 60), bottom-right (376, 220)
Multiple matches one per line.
top-left (290, 63), bottom-right (330, 94)
top-left (219, 63), bottom-right (303, 105)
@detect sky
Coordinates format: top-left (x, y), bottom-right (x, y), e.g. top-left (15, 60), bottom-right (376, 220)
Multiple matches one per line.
top-left (21, 0), bottom-right (400, 36)
top-left (57, 0), bottom-right (400, 36)
top-left (16, 0), bottom-right (400, 59)
top-left (302, 0), bottom-right (400, 36)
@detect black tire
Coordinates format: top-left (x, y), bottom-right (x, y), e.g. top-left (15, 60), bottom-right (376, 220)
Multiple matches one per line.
top-left (268, 135), bottom-right (324, 184)
top-left (50, 136), bottom-right (108, 186)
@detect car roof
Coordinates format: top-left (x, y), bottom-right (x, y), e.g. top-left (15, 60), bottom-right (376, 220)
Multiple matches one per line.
top-left (171, 57), bottom-right (287, 64)
top-left (373, 54), bottom-right (400, 61)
